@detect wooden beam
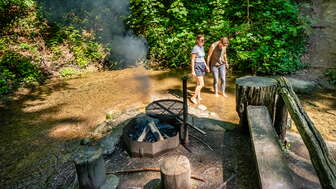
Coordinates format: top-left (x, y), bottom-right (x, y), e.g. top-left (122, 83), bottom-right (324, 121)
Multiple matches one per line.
top-left (247, 105), bottom-right (295, 189)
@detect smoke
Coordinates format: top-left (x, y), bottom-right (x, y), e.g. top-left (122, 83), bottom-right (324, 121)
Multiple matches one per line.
top-left (110, 35), bottom-right (148, 66)
top-left (39, 0), bottom-right (148, 67)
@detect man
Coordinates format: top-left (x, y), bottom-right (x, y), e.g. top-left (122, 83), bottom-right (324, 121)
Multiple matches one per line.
top-left (207, 37), bottom-right (229, 97)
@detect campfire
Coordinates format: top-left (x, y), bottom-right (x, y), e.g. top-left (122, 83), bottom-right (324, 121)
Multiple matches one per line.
top-left (123, 78), bottom-right (205, 158)
top-left (123, 99), bottom-right (184, 158)
top-left (127, 117), bottom-right (177, 143)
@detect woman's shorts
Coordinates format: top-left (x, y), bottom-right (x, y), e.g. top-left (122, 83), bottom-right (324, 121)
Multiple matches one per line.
top-left (194, 62), bottom-right (206, 76)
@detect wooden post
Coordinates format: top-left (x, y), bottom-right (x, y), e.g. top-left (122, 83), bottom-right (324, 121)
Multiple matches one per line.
top-left (182, 76), bottom-right (189, 144)
top-left (277, 77), bottom-right (336, 189)
top-left (74, 146), bottom-right (106, 189)
top-left (160, 155), bottom-right (192, 189)
top-left (235, 76), bottom-right (278, 129)
top-left (274, 95), bottom-right (288, 141)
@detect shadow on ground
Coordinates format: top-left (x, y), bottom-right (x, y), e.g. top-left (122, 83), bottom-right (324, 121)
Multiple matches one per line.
top-left (0, 80), bottom-right (85, 188)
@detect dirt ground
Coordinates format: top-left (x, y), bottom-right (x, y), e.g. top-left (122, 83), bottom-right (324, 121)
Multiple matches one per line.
top-left (0, 66), bottom-right (335, 188)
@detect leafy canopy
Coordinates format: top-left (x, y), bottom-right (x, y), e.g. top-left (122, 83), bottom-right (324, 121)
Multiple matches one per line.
top-left (128, 0), bottom-right (307, 74)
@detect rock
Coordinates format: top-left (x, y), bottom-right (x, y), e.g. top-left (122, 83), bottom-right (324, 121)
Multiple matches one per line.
top-left (93, 122), bottom-right (108, 137)
top-left (97, 124), bottom-right (124, 155)
top-left (189, 107), bottom-right (209, 118)
top-left (198, 104), bottom-right (207, 111)
top-left (285, 77), bottom-right (318, 94)
top-left (208, 112), bottom-right (220, 119)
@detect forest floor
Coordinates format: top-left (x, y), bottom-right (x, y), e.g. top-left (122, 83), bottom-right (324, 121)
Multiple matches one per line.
top-left (0, 66), bottom-right (335, 188)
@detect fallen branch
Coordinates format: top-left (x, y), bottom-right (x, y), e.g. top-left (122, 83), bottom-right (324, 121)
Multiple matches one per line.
top-left (190, 134), bottom-right (214, 151)
top-left (106, 168), bottom-right (205, 182)
top-left (326, 110), bottom-right (336, 116)
top-left (216, 174), bottom-right (236, 189)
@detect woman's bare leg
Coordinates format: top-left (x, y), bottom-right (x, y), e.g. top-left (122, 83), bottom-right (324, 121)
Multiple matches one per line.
top-left (197, 76), bottom-right (204, 100)
top-left (191, 76), bottom-right (204, 103)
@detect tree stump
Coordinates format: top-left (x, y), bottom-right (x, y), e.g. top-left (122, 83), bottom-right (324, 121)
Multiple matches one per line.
top-left (74, 146), bottom-right (106, 189)
top-left (236, 76), bottom-right (278, 129)
top-left (160, 155), bottom-right (192, 189)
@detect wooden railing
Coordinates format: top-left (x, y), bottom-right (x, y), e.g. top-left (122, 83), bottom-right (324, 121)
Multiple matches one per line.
top-left (277, 77), bottom-right (336, 189)
top-left (236, 76), bottom-right (336, 189)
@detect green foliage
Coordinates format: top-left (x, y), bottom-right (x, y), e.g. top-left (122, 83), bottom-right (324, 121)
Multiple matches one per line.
top-left (0, 0), bottom-right (107, 96)
top-left (224, 0), bottom-right (307, 74)
top-left (0, 0), bottom-right (35, 30)
top-left (59, 67), bottom-right (79, 77)
top-left (325, 69), bottom-right (336, 85)
top-left (0, 0), bottom-right (34, 9)
top-left (0, 50), bottom-right (44, 95)
top-left (47, 26), bottom-right (106, 68)
top-left (128, 0), bottom-right (307, 74)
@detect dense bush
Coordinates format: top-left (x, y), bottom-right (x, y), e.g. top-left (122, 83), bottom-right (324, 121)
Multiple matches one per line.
top-left (46, 25), bottom-right (106, 68)
top-left (0, 50), bottom-right (44, 95)
top-left (0, 0), bottom-right (107, 96)
top-left (128, 0), bottom-right (307, 74)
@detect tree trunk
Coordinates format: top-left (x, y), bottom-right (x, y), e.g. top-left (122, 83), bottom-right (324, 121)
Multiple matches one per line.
top-left (235, 76), bottom-right (278, 129)
top-left (277, 77), bottom-right (336, 189)
top-left (160, 155), bottom-right (191, 189)
top-left (274, 95), bottom-right (288, 141)
top-left (74, 146), bottom-right (106, 189)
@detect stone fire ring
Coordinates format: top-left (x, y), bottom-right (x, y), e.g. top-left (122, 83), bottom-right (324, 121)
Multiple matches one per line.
top-left (122, 119), bottom-right (180, 158)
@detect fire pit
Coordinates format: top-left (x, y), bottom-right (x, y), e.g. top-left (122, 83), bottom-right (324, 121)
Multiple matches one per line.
top-left (123, 99), bottom-right (184, 158)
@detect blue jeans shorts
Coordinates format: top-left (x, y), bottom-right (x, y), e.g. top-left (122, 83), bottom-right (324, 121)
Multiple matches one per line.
top-left (194, 62), bottom-right (206, 76)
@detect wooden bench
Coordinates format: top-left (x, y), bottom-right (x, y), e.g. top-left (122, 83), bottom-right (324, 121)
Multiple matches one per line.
top-left (247, 105), bottom-right (295, 189)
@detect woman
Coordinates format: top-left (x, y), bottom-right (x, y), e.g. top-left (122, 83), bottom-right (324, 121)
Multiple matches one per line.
top-left (207, 37), bottom-right (229, 97)
top-left (190, 35), bottom-right (210, 104)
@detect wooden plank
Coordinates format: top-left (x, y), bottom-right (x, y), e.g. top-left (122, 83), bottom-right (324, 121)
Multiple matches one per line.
top-left (247, 105), bottom-right (295, 189)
